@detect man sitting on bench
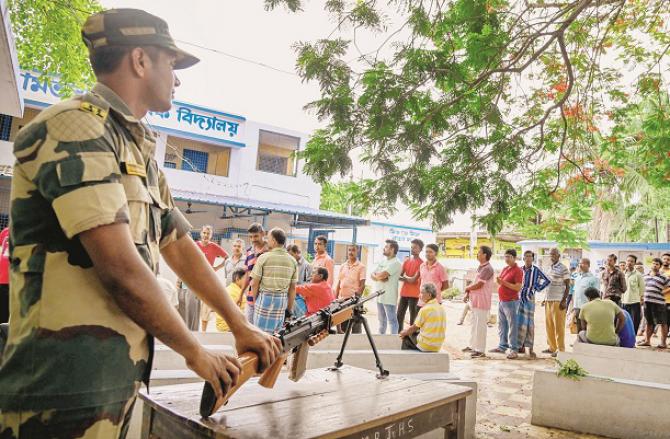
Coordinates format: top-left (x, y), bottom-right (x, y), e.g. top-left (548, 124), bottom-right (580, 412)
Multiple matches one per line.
top-left (577, 287), bottom-right (625, 346)
top-left (399, 284), bottom-right (446, 352)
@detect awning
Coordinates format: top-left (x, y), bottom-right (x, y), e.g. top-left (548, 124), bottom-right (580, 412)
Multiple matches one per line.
top-left (172, 189), bottom-right (369, 229)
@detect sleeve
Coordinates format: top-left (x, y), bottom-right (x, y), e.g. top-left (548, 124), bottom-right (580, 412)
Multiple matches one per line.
top-left (16, 109), bottom-right (130, 239)
top-left (157, 169), bottom-right (192, 248)
top-left (295, 284), bottom-right (309, 297)
top-left (561, 265), bottom-right (571, 281)
top-left (359, 264), bottom-right (367, 281)
top-left (250, 255), bottom-right (264, 279)
top-left (292, 261), bottom-right (299, 284)
top-left (414, 307), bottom-right (426, 328)
top-left (440, 264), bottom-right (449, 282)
top-left (214, 244), bottom-right (228, 259)
top-left (514, 268), bottom-right (524, 284)
top-left (387, 260), bottom-right (402, 278)
top-left (479, 265), bottom-right (494, 281)
top-left (326, 258), bottom-right (335, 277)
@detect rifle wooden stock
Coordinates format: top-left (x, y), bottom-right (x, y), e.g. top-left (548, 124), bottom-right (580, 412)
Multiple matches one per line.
top-left (200, 302), bottom-right (361, 416)
top-left (199, 352), bottom-right (288, 417)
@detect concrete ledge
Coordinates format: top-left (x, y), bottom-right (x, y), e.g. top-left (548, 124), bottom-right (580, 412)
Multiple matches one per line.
top-left (531, 369), bottom-right (670, 439)
top-left (153, 344), bottom-right (235, 370)
top-left (306, 349), bottom-right (450, 373)
top-left (557, 350), bottom-right (670, 384)
top-left (157, 332), bottom-right (403, 351)
top-left (572, 342), bottom-right (670, 365)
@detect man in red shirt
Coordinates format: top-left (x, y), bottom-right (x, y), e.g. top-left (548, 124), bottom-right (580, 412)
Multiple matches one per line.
top-left (196, 225), bottom-right (228, 270)
top-left (196, 225), bottom-right (229, 331)
top-left (490, 249), bottom-right (524, 359)
top-left (0, 227), bottom-right (8, 323)
top-left (294, 267), bottom-right (334, 317)
top-left (397, 239), bottom-right (423, 331)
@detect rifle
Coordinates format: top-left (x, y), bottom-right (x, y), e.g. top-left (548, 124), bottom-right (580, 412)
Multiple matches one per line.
top-left (200, 289), bottom-right (388, 417)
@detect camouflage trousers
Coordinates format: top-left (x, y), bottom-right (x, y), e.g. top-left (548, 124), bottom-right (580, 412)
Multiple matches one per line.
top-left (0, 396), bottom-right (136, 439)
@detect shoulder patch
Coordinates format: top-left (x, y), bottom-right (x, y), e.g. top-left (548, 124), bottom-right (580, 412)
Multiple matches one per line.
top-left (46, 109), bottom-right (105, 142)
top-left (79, 101), bottom-right (108, 121)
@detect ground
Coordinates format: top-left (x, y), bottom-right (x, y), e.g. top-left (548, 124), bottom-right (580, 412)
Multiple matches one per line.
top-left (204, 298), bottom-right (669, 438)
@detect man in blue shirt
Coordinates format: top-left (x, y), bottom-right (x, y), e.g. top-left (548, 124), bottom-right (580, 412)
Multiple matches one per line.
top-left (517, 251), bottom-right (550, 359)
top-left (571, 258), bottom-right (600, 331)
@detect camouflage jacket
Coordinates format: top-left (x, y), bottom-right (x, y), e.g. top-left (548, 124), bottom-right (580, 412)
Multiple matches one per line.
top-left (0, 83), bottom-right (191, 410)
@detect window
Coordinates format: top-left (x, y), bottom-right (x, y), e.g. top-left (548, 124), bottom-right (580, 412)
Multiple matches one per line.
top-left (164, 136), bottom-right (230, 177)
top-left (182, 148), bottom-right (209, 173)
top-left (257, 130), bottom-right (299, 176)
top-left (0, 115), bottom-right (11, 141)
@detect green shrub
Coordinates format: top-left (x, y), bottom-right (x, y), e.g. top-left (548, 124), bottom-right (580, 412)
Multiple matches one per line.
top-left (441, 287), bottom-right (461, 300)
top-left (556, 359), bottom-right (588, 381)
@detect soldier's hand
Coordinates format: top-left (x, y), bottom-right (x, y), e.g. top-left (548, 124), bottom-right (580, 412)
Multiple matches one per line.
top-left (186, 348), bottom-right (242, 401)
top-left (234, 324), bottom-right (281, 372)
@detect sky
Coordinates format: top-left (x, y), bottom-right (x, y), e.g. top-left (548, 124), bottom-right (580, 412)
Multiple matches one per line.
top-left (99, 0), bottom-right (475, 231)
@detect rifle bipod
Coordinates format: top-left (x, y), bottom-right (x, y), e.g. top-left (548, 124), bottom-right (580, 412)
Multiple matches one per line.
top-left (328, 305), bottom-right (389, 379)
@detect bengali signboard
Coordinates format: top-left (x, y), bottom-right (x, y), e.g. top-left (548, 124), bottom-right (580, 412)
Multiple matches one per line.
top-left (19, 70), bottom-right (246, 148)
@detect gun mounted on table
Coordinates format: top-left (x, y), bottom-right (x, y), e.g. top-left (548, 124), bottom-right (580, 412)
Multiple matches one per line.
top-left (200, 289), bottom-right (387, 417)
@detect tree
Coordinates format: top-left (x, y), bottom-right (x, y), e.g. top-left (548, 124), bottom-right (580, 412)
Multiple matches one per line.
top-left (265, 0), bottom-right (670, 246)
top-left (9, 0), bottom-right (103, 95)
top-left (319, 181), bottom-right (371, 216)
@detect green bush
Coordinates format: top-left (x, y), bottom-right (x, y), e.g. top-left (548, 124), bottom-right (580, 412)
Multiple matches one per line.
top-left (441, 287), bottom-right (461, 300)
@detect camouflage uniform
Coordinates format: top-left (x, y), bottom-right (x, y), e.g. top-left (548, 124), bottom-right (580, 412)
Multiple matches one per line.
top-left (0, 9), bottom-right (198, 439)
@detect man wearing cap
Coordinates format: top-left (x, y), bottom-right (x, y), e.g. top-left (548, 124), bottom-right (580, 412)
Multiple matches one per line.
top-left (0, 9), bottom-right (280, 438)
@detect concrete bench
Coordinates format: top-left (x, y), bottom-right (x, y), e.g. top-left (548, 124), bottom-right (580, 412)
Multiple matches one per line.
top-left (156, 332), bottom-right (403, 351)
top-left (306, 349), bottom-right (450, 373)
top-left (557, 349), bottom-right (670, 384)
top-left (531, 368), bottom-right (670, 439)
top-left (572, 341), bottom-right (670, 365)
top-left (152, 344), bottom-right (235, 370)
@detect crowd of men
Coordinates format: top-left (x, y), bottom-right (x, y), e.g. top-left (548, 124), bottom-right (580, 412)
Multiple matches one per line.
top-left (183, 224), bottom-right (670, 358)
top-left (178, 226), bottom-right (447, 353)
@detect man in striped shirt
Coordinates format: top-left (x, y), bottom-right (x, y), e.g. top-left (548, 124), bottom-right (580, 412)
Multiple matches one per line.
top-left (517, 251), bottom-right (550, 359)
top-left (399, 283), bottom-right (446, 352)
top-left (638, 258), bottom-right (669, 348)
top-left (250, 228), bottom-right (298, 333)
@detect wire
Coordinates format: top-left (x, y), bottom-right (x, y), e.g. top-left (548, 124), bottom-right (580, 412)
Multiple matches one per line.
top-left (175, 39), bottom-right (298, 77)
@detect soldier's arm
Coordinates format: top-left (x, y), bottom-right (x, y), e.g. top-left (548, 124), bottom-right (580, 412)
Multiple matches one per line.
top-left (80, 223), bottom-right (241, 400)
top-left (161, 236), bottom-right (281, 369)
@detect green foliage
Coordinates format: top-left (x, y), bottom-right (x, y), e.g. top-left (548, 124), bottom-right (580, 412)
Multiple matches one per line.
top-left (556, 358), bottom-right (588, 381)
top-left (319, 180), bottom-right (371, 217)
top-left (9, 0), bottom-right (103, 96)
top-left (441, 286), bottom-right (461, 300)
top-left (266, 0), bottom-right (670, 246)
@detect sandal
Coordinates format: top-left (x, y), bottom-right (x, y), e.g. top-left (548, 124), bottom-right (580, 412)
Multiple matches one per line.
top-left (656, 345), bottom-right (667, 349)
top-left (636, 341), bottom-right (651, 346)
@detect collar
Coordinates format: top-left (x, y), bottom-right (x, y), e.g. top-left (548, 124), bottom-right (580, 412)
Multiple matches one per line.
top-left (92, 83), bottom-right (138, 120)
top-left (346, 259), bottom-right (360, 267)
top-left (425, 299), bottom-right (438, 305)
top-left (479, 262), bottom-right (491, 269)
top-left (92, 83), bottom-right (155, 152)
top-left (270, 247), bottom-right (287, 254)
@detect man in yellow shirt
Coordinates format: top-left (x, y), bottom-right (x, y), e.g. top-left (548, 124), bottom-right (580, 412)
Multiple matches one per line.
top-left (217, 269), bottom-right (247, 332)
top-left (399, 284), bottom-right (446, 352)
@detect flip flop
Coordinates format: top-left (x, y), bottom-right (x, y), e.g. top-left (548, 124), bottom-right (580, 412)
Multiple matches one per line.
top-left (656, 345), bottom-right (667, 349)
top-left (636, 341), bottom-right (651, 346)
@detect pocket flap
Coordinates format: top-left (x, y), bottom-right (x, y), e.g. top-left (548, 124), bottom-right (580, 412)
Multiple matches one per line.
top-left (57, 152), bottom-right (119, 187)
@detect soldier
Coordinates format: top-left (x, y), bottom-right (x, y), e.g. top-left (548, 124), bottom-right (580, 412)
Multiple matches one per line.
top-left (0, 9), bottom-right (280, 438)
